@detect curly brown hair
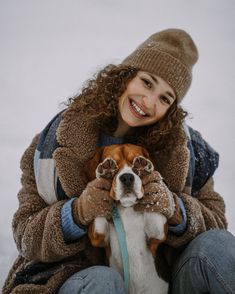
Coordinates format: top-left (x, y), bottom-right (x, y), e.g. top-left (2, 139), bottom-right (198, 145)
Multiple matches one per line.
top-left (66, 64), bottom-right (188, 153)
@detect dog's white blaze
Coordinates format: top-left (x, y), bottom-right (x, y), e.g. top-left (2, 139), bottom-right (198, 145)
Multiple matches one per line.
top-left (115, 165), bottom-right (143, 207)
top-left (109, 207), bottom-right (168, 294)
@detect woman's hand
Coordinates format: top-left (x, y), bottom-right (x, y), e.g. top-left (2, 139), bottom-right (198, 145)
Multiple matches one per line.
top-left (134, 170), bottom-right (182, 224)
top-left (72, 178), bottom-right (113, 226)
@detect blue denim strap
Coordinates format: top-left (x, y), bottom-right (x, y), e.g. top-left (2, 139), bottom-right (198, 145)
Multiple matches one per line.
top-left (112, 203), bottom-right (129, 292)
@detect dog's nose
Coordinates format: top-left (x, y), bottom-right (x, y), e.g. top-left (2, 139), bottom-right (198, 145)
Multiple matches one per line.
top-left (119, 173), bottom-right (134, 187)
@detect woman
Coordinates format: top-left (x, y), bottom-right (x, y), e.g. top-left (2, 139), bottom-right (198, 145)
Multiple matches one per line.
top-left (3, 29), bottom-right (235, 294)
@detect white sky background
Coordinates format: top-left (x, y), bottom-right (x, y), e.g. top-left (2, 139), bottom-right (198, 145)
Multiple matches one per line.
top-left (0, 0), bottom-right (235, 287)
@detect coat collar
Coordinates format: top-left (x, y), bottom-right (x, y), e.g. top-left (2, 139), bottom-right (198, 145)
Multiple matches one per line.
top-left (54, 107), bottom-right (190, 197)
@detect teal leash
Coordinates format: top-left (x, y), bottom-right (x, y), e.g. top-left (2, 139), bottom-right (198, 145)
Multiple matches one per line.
top-left (112, 203), bottom-right (130, 292)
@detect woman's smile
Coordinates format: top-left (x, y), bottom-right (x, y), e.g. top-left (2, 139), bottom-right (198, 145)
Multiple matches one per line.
top-left (129, 98), bottom-right (149, 119)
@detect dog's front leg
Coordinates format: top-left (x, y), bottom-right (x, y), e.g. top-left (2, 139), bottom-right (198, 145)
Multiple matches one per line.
top-left (88, 217), bottom-right (110, 247)
top-left (144, 212), bottom-right (168, 256)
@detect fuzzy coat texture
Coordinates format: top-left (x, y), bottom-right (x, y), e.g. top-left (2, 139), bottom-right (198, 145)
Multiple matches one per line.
top-left (3, 104), bottom-right (227, 294)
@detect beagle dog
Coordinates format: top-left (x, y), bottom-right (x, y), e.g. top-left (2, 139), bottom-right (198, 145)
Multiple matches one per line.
top-left (85, 144), bottom-right (169, 294)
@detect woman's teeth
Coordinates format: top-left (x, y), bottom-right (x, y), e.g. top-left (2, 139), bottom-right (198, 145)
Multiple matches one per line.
top-left (131, 100), bottom-right (147, 116)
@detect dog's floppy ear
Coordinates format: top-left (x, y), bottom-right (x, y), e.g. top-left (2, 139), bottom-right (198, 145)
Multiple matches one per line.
top-left (141, 147), bottom-right (150, 159)
top-left (141, 147), bottom-right (156, 166)
top-left (84, 147), bottom-right (104, 181)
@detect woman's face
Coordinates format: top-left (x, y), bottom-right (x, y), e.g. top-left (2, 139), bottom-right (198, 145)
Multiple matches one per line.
top-left (118, 71), bottom-right (176, 128)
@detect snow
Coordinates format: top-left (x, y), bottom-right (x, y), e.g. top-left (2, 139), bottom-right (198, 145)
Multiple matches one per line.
top-left (0, 0), bottom-right (235, 288)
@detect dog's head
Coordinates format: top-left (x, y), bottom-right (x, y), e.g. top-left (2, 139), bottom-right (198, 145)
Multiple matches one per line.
top-left (85, 144), bottom-right (154, 207)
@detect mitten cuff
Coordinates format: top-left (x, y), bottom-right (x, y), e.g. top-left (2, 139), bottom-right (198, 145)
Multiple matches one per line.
top-left (166, 193), bottom-right (206, 247)
top-left (61, 198), bottom-right (87, 243)
top-left (168, 198), bottom-right (187, 235)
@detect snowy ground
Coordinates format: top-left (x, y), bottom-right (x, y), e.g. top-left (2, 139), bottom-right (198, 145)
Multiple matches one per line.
top-left (1, 0), bottom-right (235, 289)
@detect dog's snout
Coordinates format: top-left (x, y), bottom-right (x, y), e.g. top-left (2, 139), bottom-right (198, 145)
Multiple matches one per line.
top-left (119, 173), bottom-right (134, 187)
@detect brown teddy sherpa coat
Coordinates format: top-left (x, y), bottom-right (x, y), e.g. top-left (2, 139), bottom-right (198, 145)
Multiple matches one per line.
top-left (3, 105), bottom-right (227, 294)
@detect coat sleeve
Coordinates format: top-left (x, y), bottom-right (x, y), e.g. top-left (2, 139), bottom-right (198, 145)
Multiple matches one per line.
top-left (166, 177), bottom-right (227, 248)
top-left (12, 135), bottom-right (87, 262)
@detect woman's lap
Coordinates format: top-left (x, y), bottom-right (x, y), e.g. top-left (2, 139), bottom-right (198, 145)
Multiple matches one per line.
top-left (58, 230), bottom-right (235, 294)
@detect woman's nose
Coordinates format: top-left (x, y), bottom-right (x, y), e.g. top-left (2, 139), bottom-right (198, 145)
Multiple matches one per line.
top-left (142, 95), bottom-right (158, 109)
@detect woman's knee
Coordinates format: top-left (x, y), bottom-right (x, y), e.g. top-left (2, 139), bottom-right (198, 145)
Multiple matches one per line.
top-left (58, 266), bottom-right (126, 294)
top-left (172, 230), bottom-right (235, 293)
top-left (184, 230), bottom-right (235, 262)
top-left (174, 230), bottom-right (235, 273)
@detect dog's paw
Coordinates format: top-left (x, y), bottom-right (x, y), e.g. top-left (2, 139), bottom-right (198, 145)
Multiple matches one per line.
top-left (144, 212), bottom-right (167, 240)
top-left (132, 156), bottom-right (154, 178)
top-left (88, 217), bottom-right (110, 247)
top-left (96, 158), bottom-right (118, 180)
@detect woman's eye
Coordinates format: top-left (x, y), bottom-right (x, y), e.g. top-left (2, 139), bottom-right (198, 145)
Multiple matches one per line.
top-left (142, 78), bottom-right (152, 89)
top-left (160, 96), bottom-right (170, 105)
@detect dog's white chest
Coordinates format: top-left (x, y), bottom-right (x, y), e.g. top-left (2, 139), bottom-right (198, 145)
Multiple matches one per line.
top-left (108, 207), bottom-right (168, 294)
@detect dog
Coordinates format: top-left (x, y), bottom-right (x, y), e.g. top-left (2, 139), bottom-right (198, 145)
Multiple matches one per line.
top-left (85, 144), bottom-right (169, 294)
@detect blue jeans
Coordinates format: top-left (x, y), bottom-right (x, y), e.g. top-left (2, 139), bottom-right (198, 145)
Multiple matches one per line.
top-left (58, 266), bottom-right (126, 294)
top-left (171, 229), bottom-right (235, 294)
top-left (58, 230), bottom-right (235, 294)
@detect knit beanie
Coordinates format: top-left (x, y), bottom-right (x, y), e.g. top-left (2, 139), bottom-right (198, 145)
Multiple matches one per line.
top-left (122, 28), bottom-right (198, 102)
